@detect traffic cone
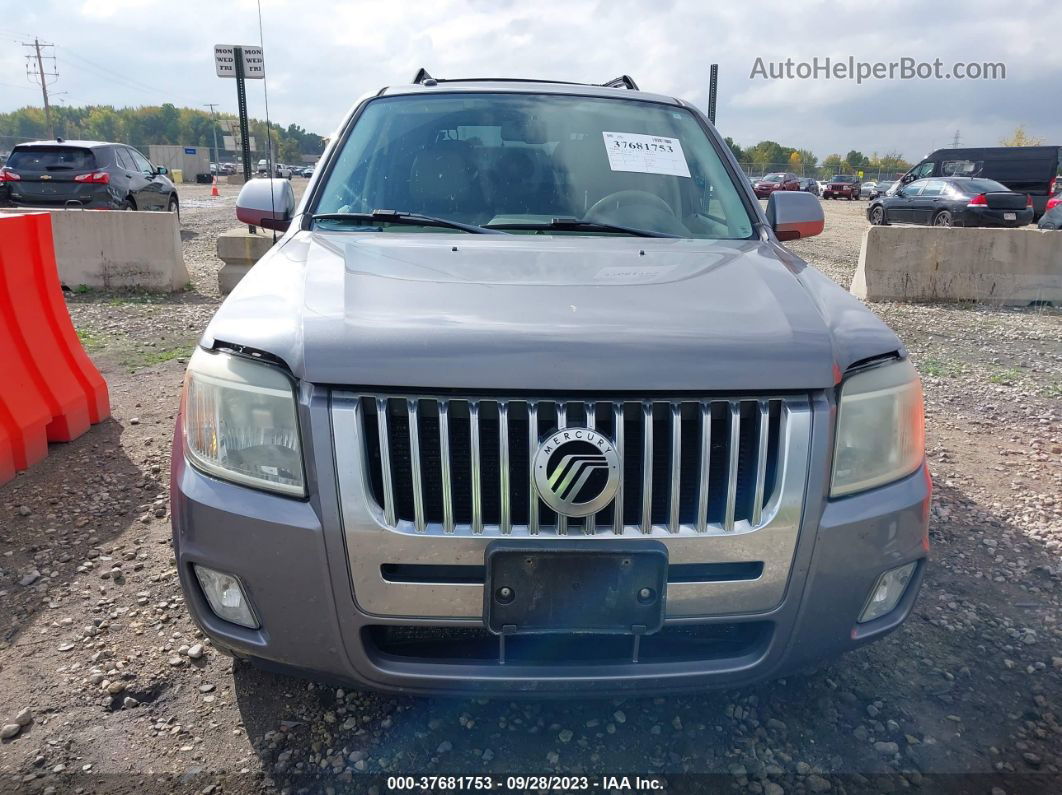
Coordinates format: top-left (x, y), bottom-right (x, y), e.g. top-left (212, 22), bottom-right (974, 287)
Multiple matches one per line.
top-left (211, 176), bottom-right (220, 198)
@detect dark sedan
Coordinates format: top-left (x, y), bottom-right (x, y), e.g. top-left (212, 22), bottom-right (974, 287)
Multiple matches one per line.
top-left (0, 139), bottom-right (178, 213)
top-left (797, 177), bottom-right (820, 196)
top-left (753, 171), bottom-right (800, 198)
top-left (867, 177), bottom-right (1033, 227)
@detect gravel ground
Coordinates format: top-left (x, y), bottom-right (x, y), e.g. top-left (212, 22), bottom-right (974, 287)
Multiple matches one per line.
top-left (0, 191), bottom-right (1059, 794)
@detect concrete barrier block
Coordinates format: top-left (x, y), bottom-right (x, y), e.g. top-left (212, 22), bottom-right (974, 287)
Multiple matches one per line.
top-left (225, 175), bottom-right (246, 186)
top-left (0, 208), bottom-right (189, 291)
top-left (217, 226), bottom-right (275, 293)
top-left (852, 226), bottom-right (1062, 305)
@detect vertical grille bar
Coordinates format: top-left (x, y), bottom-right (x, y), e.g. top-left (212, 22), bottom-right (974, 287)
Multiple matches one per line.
top-left (528, 401), bottom-right (539, 535)
top-left (584, 402), bottom-right (596, 535)
top-left (724, 402), bottom-right (741, 532)
top-left (612, 402), bottom-right (625, 535)
top-left (555, 402), bottom-right (567, 536)
top-left (499, 401), bottom-right (511, 535)
top-left (751, 400), bottom-right (771, 527)
top-left (375, 398), bottom-right (396, 526)
top-left (696, 401), bottom-right (712, 533)
top-left (641, 401), bottom-right (653, 533)
top-left (669, 403), bottom-right (682, 533)
top-left (438, 399), bottom-right (454, 533)
top-left (469, 401), bottom-right (483, 534)
top-left (406, 399), bottom-right (425, 532)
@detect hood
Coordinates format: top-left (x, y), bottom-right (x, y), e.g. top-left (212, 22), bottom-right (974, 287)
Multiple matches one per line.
top-left (203, 231), bottom-right (902, 392)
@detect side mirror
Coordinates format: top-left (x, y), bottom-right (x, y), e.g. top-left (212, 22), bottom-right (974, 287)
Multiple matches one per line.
top-left (236, 178), bottom-right (296, 231)
top-left (766, 190), bottom-right (824, 241)
top-left (156, 165), bottom-right (168, 175)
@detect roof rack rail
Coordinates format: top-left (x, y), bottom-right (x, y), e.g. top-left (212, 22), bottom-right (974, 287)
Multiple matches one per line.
top-left (412, 68), bottom-right (437, 85)
top-left (409, 70), bottom-right (641, 91)
top-left (600, 75), bottom-right (639, 90)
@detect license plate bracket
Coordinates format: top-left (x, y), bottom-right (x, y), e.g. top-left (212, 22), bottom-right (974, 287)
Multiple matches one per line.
top-left (1004, 212), bottom-right (1016, 221)
top-left (484, 540), bottom-right (667, 636)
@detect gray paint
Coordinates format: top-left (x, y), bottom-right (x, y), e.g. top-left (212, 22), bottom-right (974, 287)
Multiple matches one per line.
top-left (202, 230), bottom-right (901, 390)
top-left (174, 79), bottom-right (924, 693)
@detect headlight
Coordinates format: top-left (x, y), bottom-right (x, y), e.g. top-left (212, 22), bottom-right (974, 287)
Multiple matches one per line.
top-left (831, 358), bottom-right (924, 497)
top-left (182, 348), bottom-right (305, 497)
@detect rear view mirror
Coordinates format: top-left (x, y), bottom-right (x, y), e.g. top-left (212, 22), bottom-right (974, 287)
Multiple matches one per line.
top-left (236, 178), bottom-right (296, 231)
top-left (766, 190), bottom-right (824, 241)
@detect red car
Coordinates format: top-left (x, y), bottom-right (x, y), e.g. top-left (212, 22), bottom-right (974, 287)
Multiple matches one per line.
top-left (753, 171), bottom-right (800, 198)
top-left (823, 174), bottom-right (861, 200)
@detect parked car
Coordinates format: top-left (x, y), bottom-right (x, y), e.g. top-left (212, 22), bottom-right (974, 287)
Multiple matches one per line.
top-left (752, 171), bottom-right (800, 198)
top-left (256, 159), bottom-right (269, 175)
top-left (899, 146), bottom-right (1059, 217)
top-left (816, 180), bottom-right (828, 194)
top-left (823, 175), bottom-right (861, 200)
top-left (797, 177), bottom-right (820, 196)
top-left (869, 180), bottom-right (898, 200)
top-left (1038, 193), bottom-right (1062, 229)
top-left (867, 176), bottom-right (1033, 227)
top-left (860, 181), bottom-right (877, 199)
top-left (220, 162), bottom-right (237, 176)
top-left (172, 72), bottom-right (928, 695)
top-left (0, 139), bottom-right (178, 213)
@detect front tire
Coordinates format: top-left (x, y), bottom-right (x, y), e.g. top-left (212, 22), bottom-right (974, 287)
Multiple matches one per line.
top-left (932, 210), bottom-right (953, 227)
top-left (869, 205), bottom-right (886, 225)
top-left (167, 194), bottom-right (179, 219)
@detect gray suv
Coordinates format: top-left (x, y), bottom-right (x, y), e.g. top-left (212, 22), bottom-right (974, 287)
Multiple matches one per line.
top-left (171, 73), bottom-right (929, 695)
top-left (0, 140), bottom-right (178, 212)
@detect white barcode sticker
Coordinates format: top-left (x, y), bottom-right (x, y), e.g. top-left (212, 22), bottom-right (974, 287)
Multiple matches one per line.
top-left (602, 132), bottom-right (691, 178)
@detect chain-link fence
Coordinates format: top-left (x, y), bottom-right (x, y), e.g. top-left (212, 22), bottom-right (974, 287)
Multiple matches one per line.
top-left (737, 161), bottom-right (908, 182)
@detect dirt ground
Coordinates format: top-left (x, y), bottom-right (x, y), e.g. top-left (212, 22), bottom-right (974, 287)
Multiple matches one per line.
top-left (0, 185), bottom-right (1059, 794)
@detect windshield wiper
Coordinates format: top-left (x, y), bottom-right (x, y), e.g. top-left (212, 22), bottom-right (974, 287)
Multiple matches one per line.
top-left (311, 209), bottom-right (506, 235)
top-left (485, 217), bottom-right (678, 238)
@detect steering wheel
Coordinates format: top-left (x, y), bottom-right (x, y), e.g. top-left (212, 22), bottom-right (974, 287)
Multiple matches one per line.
top-left (585, 189), bottom-right (675, 220)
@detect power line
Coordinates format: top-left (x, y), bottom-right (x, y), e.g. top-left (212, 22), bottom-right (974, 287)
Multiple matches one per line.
top-left (23, 38), bottom-right (58, 139)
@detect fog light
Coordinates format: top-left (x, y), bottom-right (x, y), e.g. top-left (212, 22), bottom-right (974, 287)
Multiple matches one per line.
top-left (194, 565), bottom-right (259, 629)
top-left (858, 562), bottom-right (917, 623)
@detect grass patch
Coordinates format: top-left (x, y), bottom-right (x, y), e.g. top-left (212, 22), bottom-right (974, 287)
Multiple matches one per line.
top-left (76, 329), bottom-right (107, 351)
top-left (987, 367), bottom-right (1023, 385)
top-left (917, 357), bottom-right (962, 378)
top-left (119, 343), bottom-right (194, 372)
top-left (1041, 382), bottom-right (1062, 399)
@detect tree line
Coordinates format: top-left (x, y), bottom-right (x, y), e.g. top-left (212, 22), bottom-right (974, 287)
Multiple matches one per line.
top-left (0, 104), bottom-right (325, 165)
top-left (725, 137), bottom-right (911, 178)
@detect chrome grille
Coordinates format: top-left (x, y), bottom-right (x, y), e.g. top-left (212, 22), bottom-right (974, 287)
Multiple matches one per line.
top-left (352, 395), bottom-right (807, 537)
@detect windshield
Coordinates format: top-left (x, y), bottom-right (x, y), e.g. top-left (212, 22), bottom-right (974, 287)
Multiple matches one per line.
top-left (314, 93), bottom-right (754, 239)
top-left (761, 173), bottom-right (784, 182)
top-left (831, 175), bottom-right (857, 183)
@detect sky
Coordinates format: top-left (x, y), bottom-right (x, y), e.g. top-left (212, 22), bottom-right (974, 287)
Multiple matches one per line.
top-left (1, 0), bottom-right (1060, 162)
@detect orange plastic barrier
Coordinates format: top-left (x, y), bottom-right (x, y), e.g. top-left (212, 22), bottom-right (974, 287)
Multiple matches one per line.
top-left (0, 212), bottom-right (109, 485)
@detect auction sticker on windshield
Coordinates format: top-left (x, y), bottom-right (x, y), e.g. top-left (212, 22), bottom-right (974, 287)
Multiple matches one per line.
top-left (602, 131), bottom-right (691, 177)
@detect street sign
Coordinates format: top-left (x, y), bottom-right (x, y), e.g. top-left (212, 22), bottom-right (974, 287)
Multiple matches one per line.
top-left (214, 44), bottom-right (265, 79)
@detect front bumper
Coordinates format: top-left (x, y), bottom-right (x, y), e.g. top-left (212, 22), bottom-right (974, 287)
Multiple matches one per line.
top-left (171, 389), bottom-right (931, 696)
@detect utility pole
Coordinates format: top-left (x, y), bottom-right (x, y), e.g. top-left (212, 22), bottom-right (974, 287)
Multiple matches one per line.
top-left (204, 103), bottom-right (222, 166)
top-left (23, 39), bottom-right (58, 139)
top-left (952, 129), bottom-right (961, 148)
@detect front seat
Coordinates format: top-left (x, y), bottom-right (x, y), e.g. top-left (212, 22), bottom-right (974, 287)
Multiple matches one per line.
top-left (408, 144), bottom-right (484, 221)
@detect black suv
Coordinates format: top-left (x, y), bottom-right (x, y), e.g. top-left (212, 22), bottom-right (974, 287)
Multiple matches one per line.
top-left (0, 140), bottom-right (179, 213)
